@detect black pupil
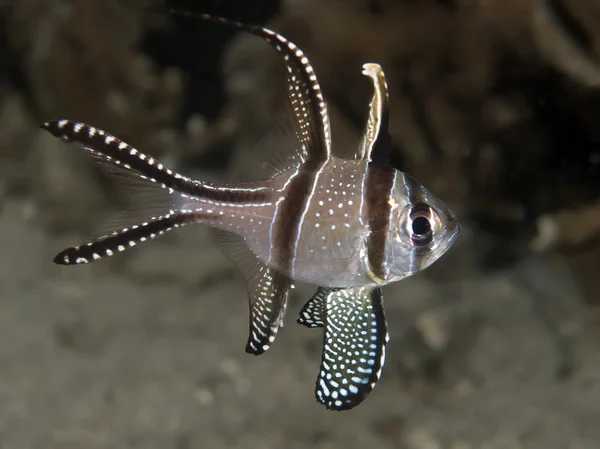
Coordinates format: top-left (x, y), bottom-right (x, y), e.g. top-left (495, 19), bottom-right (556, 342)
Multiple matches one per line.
top-left (412, 216), bottom-right (431, 236)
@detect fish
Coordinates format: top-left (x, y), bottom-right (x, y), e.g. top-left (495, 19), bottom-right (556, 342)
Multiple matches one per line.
top-left (40, 10), bottom-right (461, 411)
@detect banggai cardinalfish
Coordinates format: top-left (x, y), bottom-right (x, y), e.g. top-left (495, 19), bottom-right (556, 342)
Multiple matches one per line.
top-left (41, 10), bottom-right (460, 411)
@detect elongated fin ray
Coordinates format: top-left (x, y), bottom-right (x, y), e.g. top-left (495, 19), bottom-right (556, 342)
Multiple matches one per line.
top-left (41, 120), bottom-right (271, 204)
top-left (217, 231), bottom-right (291, 355)
top-left (162, 9), bottom-right (332, 162)
top-left (358, 63), bottom-right (391, 165)
top-left (54, 212), bottom-right (191, 265)
top-left (297, 287), bottom-right (328, 328)
top-left (315, 286), bottom-right (388, 411)
top-left (41, 120), bottom-right (205, 199)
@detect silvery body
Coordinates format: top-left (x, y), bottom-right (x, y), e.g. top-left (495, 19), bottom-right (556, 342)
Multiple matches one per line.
top-left (42, 11), bottom-right (460, 411)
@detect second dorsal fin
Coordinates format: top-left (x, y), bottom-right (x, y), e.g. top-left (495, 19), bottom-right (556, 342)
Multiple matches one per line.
top-left (162, 9), bottom-right (332, 163)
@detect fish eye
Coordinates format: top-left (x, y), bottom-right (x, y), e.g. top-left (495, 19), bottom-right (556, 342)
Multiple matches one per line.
top-left (412, 216), bottom-right (431, 236)
top-left (405, 204), bottom-right (437, 246)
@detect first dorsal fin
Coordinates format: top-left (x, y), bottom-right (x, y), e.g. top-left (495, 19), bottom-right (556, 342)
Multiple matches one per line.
top-left (358, 63), bottom-right (392, 166)
top-left (217, 231), bottom-right (291, 355)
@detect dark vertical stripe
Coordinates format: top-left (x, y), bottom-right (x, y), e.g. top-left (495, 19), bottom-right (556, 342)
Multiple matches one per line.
top-left (399, 173), bottom-right (432, 273)
top-left (370, 107), bottom-right (392, 167)
top-left (274, 160), bottom-right (323, 276)
top-left (364, 163), bottom-right (396, 283)
top-left (401, 173), bottom-right (433, 273)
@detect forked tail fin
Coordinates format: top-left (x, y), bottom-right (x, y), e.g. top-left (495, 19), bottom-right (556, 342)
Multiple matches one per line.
top-left (41, 120), bottom-right (246, 265)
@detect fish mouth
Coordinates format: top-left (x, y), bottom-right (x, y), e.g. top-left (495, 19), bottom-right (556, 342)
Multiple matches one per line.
top-left (447, 222), bottom-right (462, 246)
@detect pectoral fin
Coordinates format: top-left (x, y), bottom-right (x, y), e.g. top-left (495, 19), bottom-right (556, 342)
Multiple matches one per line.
top-left (297, 287), bottom-right (328, 328)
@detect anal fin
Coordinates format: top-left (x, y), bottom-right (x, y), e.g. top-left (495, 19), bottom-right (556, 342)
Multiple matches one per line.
top-left (217, 231), bottom-right (291, 355)
top-left (315, 285), bottom-right (389, 411)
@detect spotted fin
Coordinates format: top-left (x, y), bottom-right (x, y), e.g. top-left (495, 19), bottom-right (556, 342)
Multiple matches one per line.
top-left (297, 287), bottom-right (328, 328)
top-left (162, 10), bottom-right (332, 162)
top-left (244, 264), bottom-right (290, 355)
top-left (54, 213), bottom-right (190, 265)
top-left (217, 231), bottom-right (291, 355)
top-left (315, 286), bottom-right (388, 411)
top-left (41, 120), bottom-right (272, 206)
top-left (358, 63), bottom-right (391, 166)
top-left (40, 120), bottom-right (204, 197)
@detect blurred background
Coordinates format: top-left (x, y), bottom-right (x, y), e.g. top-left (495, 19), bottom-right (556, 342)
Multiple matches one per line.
top-left (1, 0), bottom-right (600, 447)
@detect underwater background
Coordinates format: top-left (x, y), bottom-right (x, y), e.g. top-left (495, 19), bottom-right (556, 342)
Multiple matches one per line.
top-left (0, 0), bottom-right (599, 447)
